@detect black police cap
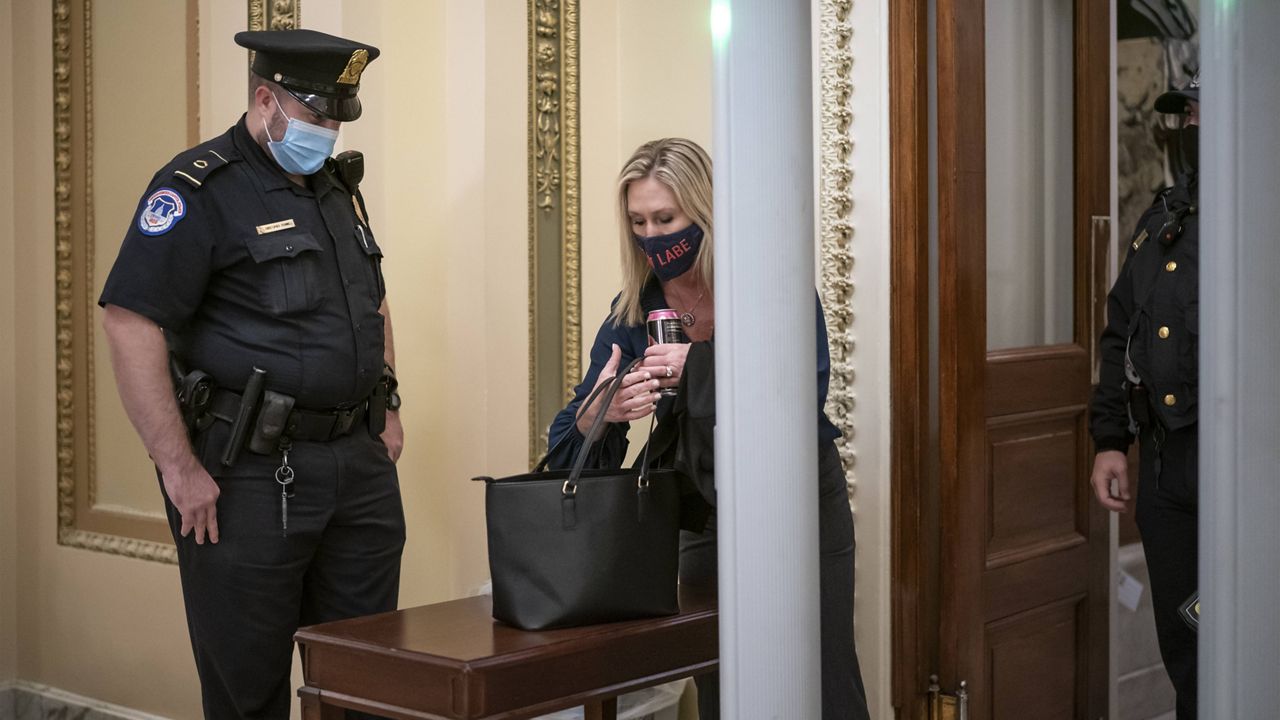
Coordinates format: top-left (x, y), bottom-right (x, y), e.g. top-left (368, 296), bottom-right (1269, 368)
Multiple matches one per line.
top-left (1155, 73), bottom-right (1200, 114)
top-left (235, 29), bottom-right (379, 122)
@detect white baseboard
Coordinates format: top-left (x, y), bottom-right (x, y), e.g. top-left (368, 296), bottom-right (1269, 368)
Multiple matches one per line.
top-left (0, 680), bottom-right (170, 720)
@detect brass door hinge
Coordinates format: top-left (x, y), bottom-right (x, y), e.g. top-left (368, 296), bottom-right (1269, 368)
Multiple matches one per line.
top-left (927, 675), bottom-right (969, 720)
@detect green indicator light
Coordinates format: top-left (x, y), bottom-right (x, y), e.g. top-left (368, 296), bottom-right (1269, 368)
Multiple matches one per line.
top-left (711, 1), bottom-right (732, 46)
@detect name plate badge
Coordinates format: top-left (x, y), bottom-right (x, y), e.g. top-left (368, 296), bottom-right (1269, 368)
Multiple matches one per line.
top-left (256, 219), bottom-right (297, 235)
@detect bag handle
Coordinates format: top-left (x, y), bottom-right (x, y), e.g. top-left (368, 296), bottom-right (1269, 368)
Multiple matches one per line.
top-left (555, 356), bottom-right (665, 497)
top-left (567, 358), bottom-right (645, 490)
top-left (531, 367), bottom-right (620, 473)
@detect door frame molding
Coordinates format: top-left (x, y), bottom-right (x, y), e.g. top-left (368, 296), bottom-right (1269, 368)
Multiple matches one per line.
top-left (889, 0), bottom-right (935, 715)
top-left (932, 0), bottom-right (990, 709)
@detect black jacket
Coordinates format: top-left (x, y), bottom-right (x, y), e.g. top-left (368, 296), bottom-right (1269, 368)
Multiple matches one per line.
top-left (1090, 173), bottom-right (1199, 452)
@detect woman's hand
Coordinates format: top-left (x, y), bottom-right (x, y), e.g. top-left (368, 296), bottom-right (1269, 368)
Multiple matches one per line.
top-left (576, 344), bottom-right (661, 435)
top-left (641, 342), bottom-right (691, 394)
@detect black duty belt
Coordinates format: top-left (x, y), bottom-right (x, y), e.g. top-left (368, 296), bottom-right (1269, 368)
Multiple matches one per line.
top-left (209, 389), bottom-right (367, 443)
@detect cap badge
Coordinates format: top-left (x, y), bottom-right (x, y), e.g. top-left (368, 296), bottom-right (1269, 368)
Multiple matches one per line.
top-left (337, 49), bottom-right (369, 85)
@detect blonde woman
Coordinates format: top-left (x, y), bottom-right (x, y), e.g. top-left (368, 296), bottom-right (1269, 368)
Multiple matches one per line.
top-left (546, 138), bottom-right (869, 720)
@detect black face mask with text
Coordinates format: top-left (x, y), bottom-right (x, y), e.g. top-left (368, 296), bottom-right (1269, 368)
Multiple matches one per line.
top-left (635, 223), bottom-right (703, 282)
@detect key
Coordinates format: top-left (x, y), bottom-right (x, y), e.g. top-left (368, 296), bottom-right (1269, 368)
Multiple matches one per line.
top-left (275, 439), bottom-right (295, 537)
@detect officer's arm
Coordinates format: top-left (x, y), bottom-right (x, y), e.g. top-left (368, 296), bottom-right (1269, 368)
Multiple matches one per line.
top-left (101, 305), bottom-right (200, 474)
top-left (379, 298), bottom-right (395, 372)
top-left (104, 305), bottom-right (221, 543)
top-left (1089, 212), bottom-right (1152, 453)
top-left (377, 299), bottom-right (404, 462)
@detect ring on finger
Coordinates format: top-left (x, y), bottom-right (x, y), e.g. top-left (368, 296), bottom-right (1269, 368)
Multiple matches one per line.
top-left (665, 365), bottom-right (673, 378)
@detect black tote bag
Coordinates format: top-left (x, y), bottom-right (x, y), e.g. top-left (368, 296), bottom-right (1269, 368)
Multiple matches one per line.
top-left (480, 359), bottom-right (683, 631)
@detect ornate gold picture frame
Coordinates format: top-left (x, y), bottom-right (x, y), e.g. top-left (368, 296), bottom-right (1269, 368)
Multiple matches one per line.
top-left (54, 0), bottom-right (300, 563)
top-left (527, 0), bottom-right (581, 464)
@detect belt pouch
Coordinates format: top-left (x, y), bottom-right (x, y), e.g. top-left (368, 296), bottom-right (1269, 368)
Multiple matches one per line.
top-left (247, 390), bottom-right (296, 455)
top-left (1129, 385), bottom-right (1152, 427)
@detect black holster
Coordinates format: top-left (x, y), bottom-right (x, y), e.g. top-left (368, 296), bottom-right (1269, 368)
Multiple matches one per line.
top-left (169, 355), bottom-right (215, 434)
top-left (1129, 384), bottom-right (1153, 429)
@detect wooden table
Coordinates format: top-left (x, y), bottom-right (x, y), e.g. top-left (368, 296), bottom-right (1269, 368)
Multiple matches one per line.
top-left (295, 585), bottom-right (718, 719)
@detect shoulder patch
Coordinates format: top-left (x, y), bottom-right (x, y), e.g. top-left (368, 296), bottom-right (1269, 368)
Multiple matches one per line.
top-left (137, 187), bottom-right (187, 236)
top-left (172, 149), bottom-right (233, 189)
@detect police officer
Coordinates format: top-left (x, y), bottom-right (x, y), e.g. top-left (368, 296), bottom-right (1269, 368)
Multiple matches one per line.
top-left (1090, 75), bottom-right (1200, 720)
top-left (99, 29), bottom-right (405, 719)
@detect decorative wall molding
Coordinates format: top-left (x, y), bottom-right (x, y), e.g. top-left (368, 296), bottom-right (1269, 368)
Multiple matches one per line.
top-left (54, 0), bottom-right (299, 564)
top-left (249, 0), bottom-right (300, 32)
top-left (818, 0), bottom-right (858, 491)
top-left (528, 0), bottom-right (581, 464)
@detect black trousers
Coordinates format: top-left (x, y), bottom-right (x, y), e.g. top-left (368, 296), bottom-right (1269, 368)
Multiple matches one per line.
top-left (1135, 423), bottom-right (1198, 720)
top-left (162, 428), bottom-right (406, 720)
top-left (678, 440), bottom-right (871, 720)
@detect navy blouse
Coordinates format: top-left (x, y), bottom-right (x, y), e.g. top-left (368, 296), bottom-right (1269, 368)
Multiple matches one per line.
top-left (544, 277), bottom-right (841, 470)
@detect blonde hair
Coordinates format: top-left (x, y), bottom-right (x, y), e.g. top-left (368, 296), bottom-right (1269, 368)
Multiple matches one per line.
top-left (611, 138), bottom-right (715, 326)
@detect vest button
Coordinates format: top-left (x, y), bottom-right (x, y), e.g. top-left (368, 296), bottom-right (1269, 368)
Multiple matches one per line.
top-left (1164, 394), bottom-right (1177, 406)
top-left (1165, 261), bottom-right (1177, 272)
top-left (1159, 326), bottom-right (1171, 339)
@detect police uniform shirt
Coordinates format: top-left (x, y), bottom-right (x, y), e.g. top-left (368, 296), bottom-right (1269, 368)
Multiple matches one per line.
top-left (99, 116), bottom-right (386, 408)
top-left (1090, 174), bottom-right (1199, 450)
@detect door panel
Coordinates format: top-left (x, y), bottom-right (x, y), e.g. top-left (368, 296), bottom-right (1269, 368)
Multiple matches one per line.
top-left (986, 598), bottom-right (1082, 720)
top-left (986, 409), bottom-right (1085, 564)
top-left (982, 544), bottom-right (1089, 621)
top-left (930, 0), bottom-right (1110, 717)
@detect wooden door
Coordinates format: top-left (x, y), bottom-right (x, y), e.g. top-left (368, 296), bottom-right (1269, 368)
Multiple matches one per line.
top-left (892, 0), bottom-right (1111, 718)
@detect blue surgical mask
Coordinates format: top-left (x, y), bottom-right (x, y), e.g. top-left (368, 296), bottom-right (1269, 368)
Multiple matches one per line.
top-left (635, 223), bottom-right (704, 282)
top-left (262, 92), bottom-right (339, 176)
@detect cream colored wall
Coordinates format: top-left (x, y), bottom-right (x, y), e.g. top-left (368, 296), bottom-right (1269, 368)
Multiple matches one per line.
top-left (92, 1), bottom-right (194, 513)
top-left (4, 0), bottom-right (526, 716)
top-left (320, 0), bottom-right (530, 606)
top-left (8, 0), bottom-right (200, 715)
top-left (1, 0), bottom-right (20, 684)
top-left (580, 0), bottom-right (713, 457)
top-left (3, 1), bottom-right (894, 717)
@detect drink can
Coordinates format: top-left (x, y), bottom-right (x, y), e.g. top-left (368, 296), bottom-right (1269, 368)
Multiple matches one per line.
top-left (646, 309), bottom-right (687, 397)
top-left (647, 309), bottom-right (687, 345)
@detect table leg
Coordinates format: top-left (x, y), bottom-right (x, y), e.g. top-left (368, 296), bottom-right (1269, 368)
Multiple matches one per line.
top-left (299, 686), bottom-right (344, 720)
top-left (583, 696), bottom-right (618, 720)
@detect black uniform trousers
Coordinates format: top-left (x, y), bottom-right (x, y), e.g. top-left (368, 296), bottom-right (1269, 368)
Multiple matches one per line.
top-left (677, 440), bottom-right (871, 720)
top-left (1135, 423), bottom-right (1198, 720)
top-left (161, 428), bottom-right (406, 720)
